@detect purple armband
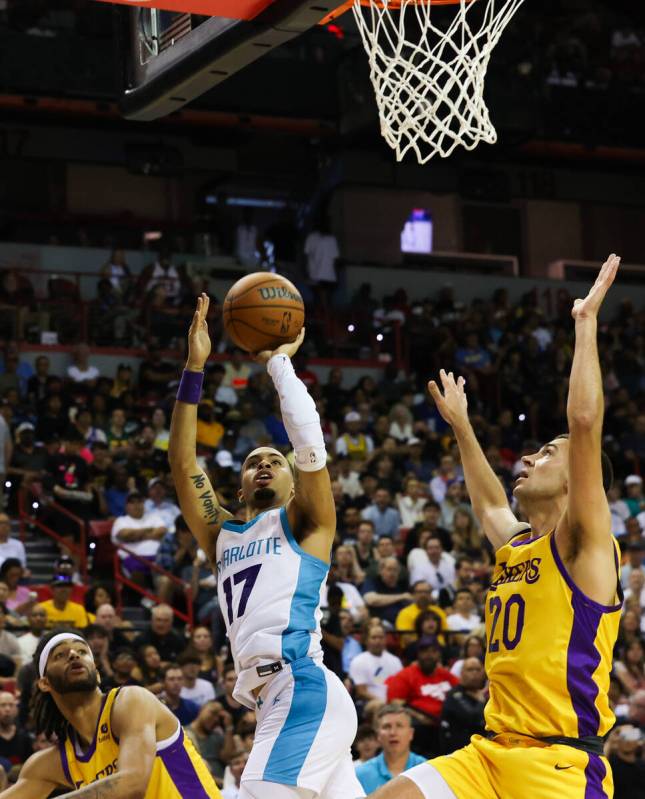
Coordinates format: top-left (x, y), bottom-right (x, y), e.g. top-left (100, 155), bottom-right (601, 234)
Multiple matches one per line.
top-left (176, 369), bottom-right (204, 404)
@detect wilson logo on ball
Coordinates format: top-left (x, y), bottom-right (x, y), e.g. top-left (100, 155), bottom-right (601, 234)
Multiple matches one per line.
top-left (258, 286), bottom-right (302, 303)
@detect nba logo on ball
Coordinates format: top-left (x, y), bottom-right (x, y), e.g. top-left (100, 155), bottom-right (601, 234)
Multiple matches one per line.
top-left (223, 272), bottom-right (305, 353)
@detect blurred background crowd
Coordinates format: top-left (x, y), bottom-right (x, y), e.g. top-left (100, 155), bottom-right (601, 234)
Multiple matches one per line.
top-left (0, 251), bottom-right (642, 797)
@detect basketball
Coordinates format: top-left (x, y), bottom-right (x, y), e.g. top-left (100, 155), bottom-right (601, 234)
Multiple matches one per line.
top-left (222, 272), bottom-right (305, 353)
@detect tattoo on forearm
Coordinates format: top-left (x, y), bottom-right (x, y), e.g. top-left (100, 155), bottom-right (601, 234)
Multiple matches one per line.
top-left (61, 775), bottom-right (123, 798)
top-left (190, 473), bottom-right (220, 526)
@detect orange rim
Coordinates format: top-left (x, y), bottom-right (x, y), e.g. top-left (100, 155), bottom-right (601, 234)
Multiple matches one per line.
top-left (321, 0), bottom-right (470, 25)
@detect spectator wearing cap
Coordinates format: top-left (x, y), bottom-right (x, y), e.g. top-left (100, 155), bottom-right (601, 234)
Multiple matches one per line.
top-left (336, 412), bottom-right (374, 462)
top-left (144, 477), bottom-right (180, 533)
top-left (7, 422), bottom-right (46, 492)
top-left (361, 487), bottom-right (401, 540)
top-left (39, 574), bottom-right (93, 629)
top-left (397, 476), bottom-right (426, 529)
top-left (410, 536), bottom-right (456, 593)
top-left (355, 705), bottom-right (425, 793)
top-left (403, 437), bottom-right (434, 483)
top-left (429, 455), bottom-right (458, 504)
top-left (349, 623), bottom-right (403, 703)
top-left (155, 514), bottom-right (198, 604)
top-left (111, 491), bottom-right (167, 585)
top-left (440, 656), bottom-right (486, 752)
top-left (624, 475), bottom-right (644, 517)
top-left (178, 650), bottom-right (216, 707)
top-left (385, 635), bottom-right (458, 755)
top-left (0, 516), bottom-right (26, 571)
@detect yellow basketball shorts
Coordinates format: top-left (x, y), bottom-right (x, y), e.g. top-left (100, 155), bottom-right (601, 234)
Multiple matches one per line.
top-left (416, 734), bottom-right (613, 799)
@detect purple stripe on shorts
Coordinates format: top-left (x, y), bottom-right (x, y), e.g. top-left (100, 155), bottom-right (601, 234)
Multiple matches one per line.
top-left (584, 753), bottom-right (608, 799)
top-left (159, 729), bottom-right (211, 798)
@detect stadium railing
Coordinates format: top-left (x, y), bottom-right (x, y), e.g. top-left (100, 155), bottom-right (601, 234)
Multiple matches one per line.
top-left (17, 485), bottom-right (88, 582)
top-left (112, 544), bottom-right (194, 628)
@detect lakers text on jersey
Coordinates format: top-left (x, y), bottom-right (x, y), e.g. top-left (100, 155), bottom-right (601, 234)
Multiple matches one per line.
top-left (59, 688), bottom-right (221, 798)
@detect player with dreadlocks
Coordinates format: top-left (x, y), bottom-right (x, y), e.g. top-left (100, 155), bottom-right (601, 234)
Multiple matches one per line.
top-left (0, 630), bottom-right (221, 798)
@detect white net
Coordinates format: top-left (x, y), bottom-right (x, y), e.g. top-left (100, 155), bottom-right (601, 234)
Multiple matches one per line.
top-left (352, 0), bottom-right (525, 163)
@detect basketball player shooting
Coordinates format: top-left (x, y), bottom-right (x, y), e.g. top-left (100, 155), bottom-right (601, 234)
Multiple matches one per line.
top-left (168, 294), bottom-right (365, 799)
top-left (370, 253), bottom-right (623, 799)
top-left (0, 630), bottom-right (221, 798)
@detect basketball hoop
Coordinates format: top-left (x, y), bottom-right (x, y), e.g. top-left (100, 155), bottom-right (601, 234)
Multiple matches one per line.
top-left (336, 0), bottom-right (525, 163)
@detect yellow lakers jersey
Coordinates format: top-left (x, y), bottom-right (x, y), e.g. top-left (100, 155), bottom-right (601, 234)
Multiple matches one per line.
top-left (58, 688), bottom-right (221, 798)
top-left (484, 530), bottom-right (622, 739)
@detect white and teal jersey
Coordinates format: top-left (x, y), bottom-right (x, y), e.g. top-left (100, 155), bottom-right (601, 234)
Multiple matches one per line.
top-left (215, 506), bottom-right (328, 709)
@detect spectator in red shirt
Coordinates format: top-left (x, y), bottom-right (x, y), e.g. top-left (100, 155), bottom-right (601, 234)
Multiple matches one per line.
top-left (385, 635), bottom-right (458, 757)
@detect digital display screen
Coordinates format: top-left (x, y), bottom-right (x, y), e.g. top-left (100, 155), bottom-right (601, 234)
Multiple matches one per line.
top-left (401, 208), bottom-right (433, 254)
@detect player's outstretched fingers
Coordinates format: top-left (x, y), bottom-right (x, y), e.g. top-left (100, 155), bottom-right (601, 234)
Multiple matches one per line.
top-left (428, 380), bottom-right (442, 402)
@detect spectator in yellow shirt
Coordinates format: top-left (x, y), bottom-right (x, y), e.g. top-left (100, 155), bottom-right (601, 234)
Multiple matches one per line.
top-left (195, 401), bottom-right (224, 450)
top-left (395, 580), bottom-right (447, 648)
top-left (40, 575), bottom-right (94, 630)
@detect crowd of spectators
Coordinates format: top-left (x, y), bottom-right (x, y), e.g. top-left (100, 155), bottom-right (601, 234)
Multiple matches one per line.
top-left (0, 272), bottom-right (641, 795)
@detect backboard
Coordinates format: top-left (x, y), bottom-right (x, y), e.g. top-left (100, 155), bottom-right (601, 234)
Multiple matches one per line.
top-left (106, 0), bottom-right (341, 121)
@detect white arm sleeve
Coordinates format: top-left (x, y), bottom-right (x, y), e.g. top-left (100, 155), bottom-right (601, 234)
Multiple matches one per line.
top-left (266, 354), bottom-right (327, 472)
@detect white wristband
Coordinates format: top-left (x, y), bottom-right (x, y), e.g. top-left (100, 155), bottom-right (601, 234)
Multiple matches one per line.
top-left (267, 354), bottom-right (327, 472)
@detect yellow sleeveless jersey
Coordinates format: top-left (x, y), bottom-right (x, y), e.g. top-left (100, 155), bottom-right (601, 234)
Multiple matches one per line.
top-left (59, 688), bottom-right (221, 798)
top-left (484, 530), bottom-right (622, 740)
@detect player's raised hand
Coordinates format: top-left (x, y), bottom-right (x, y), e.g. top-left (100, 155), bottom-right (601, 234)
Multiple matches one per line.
top-left (428, 369), bottom-right (468, 428)
top-left (253, 326), bottom-right (306, 365)
top-left (186, 293), bottom-right (211, 371)
top-left (571, 253), bottom-right (620, 322)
